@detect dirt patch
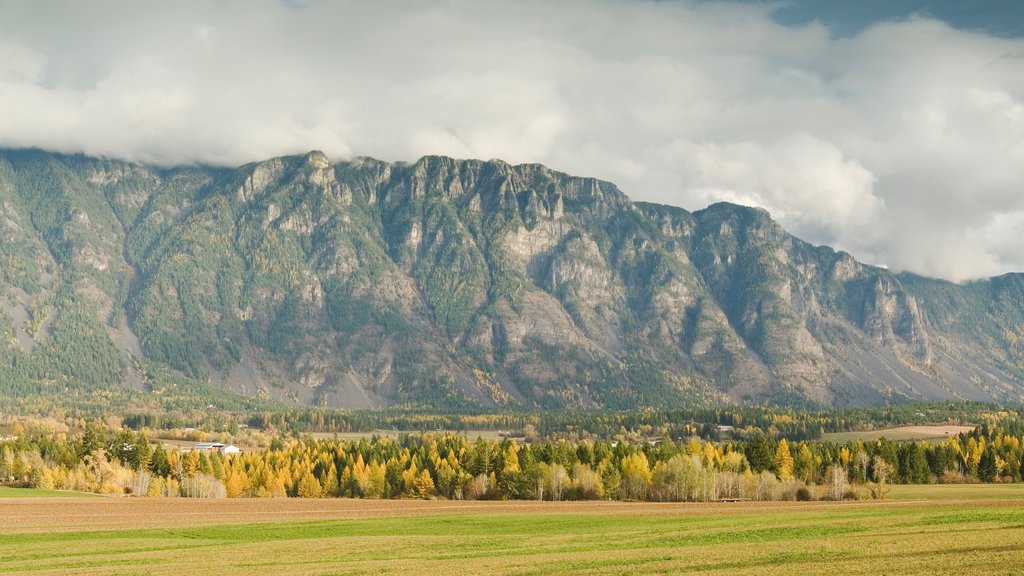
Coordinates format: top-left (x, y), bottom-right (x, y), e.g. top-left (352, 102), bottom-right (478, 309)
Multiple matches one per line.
top-left (821, 425), bottom-right (976, 443)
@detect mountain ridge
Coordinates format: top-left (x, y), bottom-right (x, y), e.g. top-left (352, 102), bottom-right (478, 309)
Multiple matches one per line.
top-left (0, 147), bottom-right (1021, 410)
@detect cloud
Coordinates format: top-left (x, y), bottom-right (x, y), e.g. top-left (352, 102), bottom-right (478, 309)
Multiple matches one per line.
top-left (667, 134), bottom-right (883, 253)
top-left (0, 1), bottom-right (1022, 281)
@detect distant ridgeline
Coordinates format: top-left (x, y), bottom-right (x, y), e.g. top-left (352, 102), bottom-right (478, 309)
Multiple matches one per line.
top-left (0, 148), bottom-right (1022, 412)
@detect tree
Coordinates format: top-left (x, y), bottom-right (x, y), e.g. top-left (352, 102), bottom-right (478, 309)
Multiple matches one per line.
top-left (297, 470), bottom-right (323, 498)
top-left (978, 447), bottom-right (998, 482)
top-left (78, 424), bottom-right (106, 459)
top-left (868, 456), bottom-right (892, 500)
top-left (906, 443), bottom-right (930, 484)
top-left (412, 469), bottom-right (435, 499)
top-left (543, 463), bottom-right (569, 501)
top-left (79, 449), bottom-right (118, 494)
top-left (599, 460), bottom-right (620, 501)
top-left (0, 445), bottom-right (14, 482)
top-left (321, 463), bottom-right (339, 497)
top-left (619, 452), bottom-right (651, 501)
top-left (745, 434), bottom-right (773, 473)
top-left (498, 443), bottom-right (526, 498)
top-left (224, 469), bottom-right (246, 498)
top-left (793, 444), bottom-right (819, 484)
top-left (466, 473), bottom-right (493, 500)
top-left (362, 461), bottom-right (387, 498)
top-left (183, 450), bottom-right (201, 477)
top-left (149, 446), bottom-right (171, 478)
top-left (651, 454), bottom-right (704, 502)
top-left (825, 465), bottom-right (848, 500)
top-left (774, 439), bottom-right (794, 481)
top-left (180, 474), bottom-right (227, 498)
top-left (854, 449), bottom-right (871, 483)
top-left (571, 462), bottom-right (604, 500)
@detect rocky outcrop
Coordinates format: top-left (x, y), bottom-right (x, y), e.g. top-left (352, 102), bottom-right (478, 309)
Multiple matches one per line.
top-left (0, 148), bottom-right (1021, 409)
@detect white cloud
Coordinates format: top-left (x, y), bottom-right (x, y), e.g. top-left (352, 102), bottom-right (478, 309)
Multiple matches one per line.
top-left (0, 0), bottom-right (1022, 281)
top-left (668, 134), bottom-right (883, 252)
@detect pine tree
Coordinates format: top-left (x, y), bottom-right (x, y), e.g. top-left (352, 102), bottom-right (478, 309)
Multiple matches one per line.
top-left (978, 447), bottom-right (998, 482)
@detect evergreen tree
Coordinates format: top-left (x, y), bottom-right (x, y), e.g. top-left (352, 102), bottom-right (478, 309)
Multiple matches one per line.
top-left (978, 447), bottom-right (998, 482)
top-left (745, 434), bottom-right (774, 473)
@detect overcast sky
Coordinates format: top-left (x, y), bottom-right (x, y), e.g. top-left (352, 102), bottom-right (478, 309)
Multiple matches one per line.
top-left (1, 0), bottom-right (1022, 281)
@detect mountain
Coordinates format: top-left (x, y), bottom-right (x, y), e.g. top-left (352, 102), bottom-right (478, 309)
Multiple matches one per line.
top-left (0, 148), bottom-right (1021, 410)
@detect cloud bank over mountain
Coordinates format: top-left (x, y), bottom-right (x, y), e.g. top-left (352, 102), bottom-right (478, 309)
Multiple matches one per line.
top-left (1, 0), bottom-right (1022, 281)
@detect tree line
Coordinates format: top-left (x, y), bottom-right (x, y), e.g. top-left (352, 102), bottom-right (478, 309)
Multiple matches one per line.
top-left (3, 417), bottom-right (1024, 501)
top-left (241, 401), bottom-right (993, 441)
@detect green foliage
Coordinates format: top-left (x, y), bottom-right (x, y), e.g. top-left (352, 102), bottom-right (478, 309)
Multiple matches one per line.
top-left (414, 201), bottom-right (488, 337)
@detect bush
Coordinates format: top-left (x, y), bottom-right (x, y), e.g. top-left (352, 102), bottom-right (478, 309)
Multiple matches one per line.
top-left (795, 486), bottom-right (813, 501)
top-left (867, 482), bottom-right (890, 500)
top-left (938, 470), bottom-right (976, 484)
top-left (779, 479), bottom-right (808, 501)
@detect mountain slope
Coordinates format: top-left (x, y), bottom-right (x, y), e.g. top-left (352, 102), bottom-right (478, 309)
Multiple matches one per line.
top-left (0, 148), bottom-right (1021, 409)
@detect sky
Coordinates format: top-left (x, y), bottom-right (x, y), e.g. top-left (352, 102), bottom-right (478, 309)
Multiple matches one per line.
top-left (0, 0), bottom-right (1022, 282)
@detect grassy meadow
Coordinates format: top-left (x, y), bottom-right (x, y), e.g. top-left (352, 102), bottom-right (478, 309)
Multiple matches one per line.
top-left (0, 486), bottom-right (99, 498)
top-left (2, 485), bottom-right (1023, 575)
top-left (886, 482), bottom-right (1024, 500)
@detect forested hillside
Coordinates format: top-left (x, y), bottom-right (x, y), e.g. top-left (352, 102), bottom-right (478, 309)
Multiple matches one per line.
top-left (1, 149), bottom-right (1022, 410)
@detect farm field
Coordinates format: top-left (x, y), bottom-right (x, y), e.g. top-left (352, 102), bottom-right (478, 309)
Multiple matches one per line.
top-left (307, 429), bottom-right (511, 442)
top-left (887, 482), bottom-right (1024, 500)
top-left (0, 486), bottom-right (98, 498)
top-left (819, 424), bottom-right (975, 443)
top-left (1, 486), bottom-right (1023, 575)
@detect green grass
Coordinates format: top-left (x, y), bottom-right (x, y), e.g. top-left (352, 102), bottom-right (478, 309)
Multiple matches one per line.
top-left (0, 486), bottom-right (99, 498)
top-left (2, 497), bottom-right (1024, 575)
top-left (887, 482), bottom-right (1024, 500)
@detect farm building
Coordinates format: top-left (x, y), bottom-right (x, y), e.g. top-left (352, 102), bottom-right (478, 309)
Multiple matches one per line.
top-left (191, 442), bottom-right (241, 455)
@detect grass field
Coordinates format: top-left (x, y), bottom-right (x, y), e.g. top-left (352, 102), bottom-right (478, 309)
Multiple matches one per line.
top-left (887, 482), bottom-right (1024, 500)
top-left (0, 486), bottom-right (99, 498)
top-left (1, 485), bottom-right (1023, 575)
top-left (819, 425), bottom-right (975, 443)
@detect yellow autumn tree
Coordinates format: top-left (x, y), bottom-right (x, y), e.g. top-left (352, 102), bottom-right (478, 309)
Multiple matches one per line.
top-left (360, 461), bottom-right (386, 498)
top-left (401, 464), bottom-right (420, 496)
top-left (619, 452), bottom-right (651, 501)
top-left (321, 463), bottom-right (339, 497)
top-left (297, 470), bottom-right (323, 498)
top-left (501, 443), bottom-right (520, 474)
top-left (774, 439), bottom-right (794, 481)
top-left (413, 469), bottom-right (435, 499)
top-left (224, 469), bottom-right (247, 498)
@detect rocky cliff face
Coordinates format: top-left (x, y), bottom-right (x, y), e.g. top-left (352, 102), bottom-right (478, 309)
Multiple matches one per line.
top-left (0, 149), bottom-right (1021, 409)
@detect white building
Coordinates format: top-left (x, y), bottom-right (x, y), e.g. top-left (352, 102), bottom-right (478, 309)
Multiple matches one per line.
top-left (192, 442), bottom-right (240, 455)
